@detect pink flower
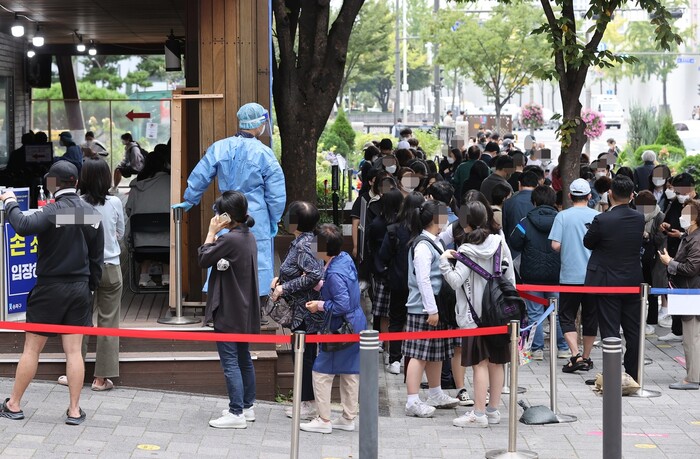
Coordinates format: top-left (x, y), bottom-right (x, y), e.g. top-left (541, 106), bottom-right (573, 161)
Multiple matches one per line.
top-left (520, 103), bottom-right (544, 129)
top-left (582, 109), bottom-right (605, 140)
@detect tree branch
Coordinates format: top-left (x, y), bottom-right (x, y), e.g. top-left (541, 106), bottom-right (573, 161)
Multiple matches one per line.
top-left (539, 0), bottom-right (566, 78)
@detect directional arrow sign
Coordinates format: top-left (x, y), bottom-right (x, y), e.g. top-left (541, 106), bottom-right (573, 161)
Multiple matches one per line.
top-left (126, 110), bottom-right (151, 121)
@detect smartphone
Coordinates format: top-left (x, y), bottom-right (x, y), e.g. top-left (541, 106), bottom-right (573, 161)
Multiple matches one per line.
top-left (218, 212), bottom-right (232, 224)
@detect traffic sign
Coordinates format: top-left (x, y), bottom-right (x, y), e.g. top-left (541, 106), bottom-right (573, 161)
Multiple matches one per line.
top-left (676, 56), bottom-right (695, 64)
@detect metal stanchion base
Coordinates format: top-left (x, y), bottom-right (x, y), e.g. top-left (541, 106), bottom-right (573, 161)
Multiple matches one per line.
top-left (157, 314), bottom-right (201, 325)
top-left (627, 388), bottom-right (661, 398)
top-left (502, 386), bottom-right (527, 395)
top-left (485, 449), bottom-right (539, 458)
top-left (644, 358), bottom-right (653, 366)
top-left (555, 414), bottom-right (578, 423)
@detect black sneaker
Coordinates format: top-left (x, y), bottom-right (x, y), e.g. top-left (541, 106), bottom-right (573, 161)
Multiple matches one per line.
top-left (0, 398), bottom-right (24, 420)
top-left (456, 388), bottom-right (474, 406)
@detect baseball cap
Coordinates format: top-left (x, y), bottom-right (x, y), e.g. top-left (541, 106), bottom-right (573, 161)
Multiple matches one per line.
top-left (59, 131), bottom-right (73, 141)
top-left (237, 102), bottom-right (269, 129)
top-left (47, 160), bottom-right (78, 183)
top-left (397, 140), bottom-right (410, 150)
top-left (570, 178), bottom-right (591, 196)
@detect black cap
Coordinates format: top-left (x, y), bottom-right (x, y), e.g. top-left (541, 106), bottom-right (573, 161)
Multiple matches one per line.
top-left (47, 160), bottom-right (78, 183)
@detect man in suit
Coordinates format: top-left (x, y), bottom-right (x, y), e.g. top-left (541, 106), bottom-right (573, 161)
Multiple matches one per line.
top-left (584, 175), bottom-right (645, 382)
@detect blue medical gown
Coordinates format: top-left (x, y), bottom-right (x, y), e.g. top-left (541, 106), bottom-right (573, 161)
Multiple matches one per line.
top-left (183, 136), bottom-right (286, 295)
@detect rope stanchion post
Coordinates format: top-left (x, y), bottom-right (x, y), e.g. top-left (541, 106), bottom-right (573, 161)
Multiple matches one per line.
top-left (158, 207), bottom-right (200, 325)
top-left (0, 207), bottom-right (6, 322)
top-left (628, 283), bottom-right (660, 398)
top-left (501, 363), bottom-right (526, 395)
top-left (359, 330), bottom-right (379, 459)
top-left (485, 321), bottom-right (538, 459)
top-left (548, 297), bottom-right (577, 423)
top-left (290, 331), bottom-right (306, 459)
top-left (602, 337), bottom-right (622, 459)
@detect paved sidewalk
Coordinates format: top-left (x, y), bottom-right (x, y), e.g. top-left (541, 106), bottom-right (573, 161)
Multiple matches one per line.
top-left (0, 329), bottom-right (699, 458)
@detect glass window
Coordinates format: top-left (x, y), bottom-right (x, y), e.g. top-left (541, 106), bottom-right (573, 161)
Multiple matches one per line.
top-left (0, 77), bottom-right (9, 167)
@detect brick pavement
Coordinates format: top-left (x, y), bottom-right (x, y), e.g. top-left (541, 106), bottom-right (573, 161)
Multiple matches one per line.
top-left (0, 328), bottom-right (699, 458)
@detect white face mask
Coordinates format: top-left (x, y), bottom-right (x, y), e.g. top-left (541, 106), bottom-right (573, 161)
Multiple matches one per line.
top-left (595, 172), bottom-right (606, 179)
top-left (447, 157), bottom-right (455, 165)
top-left (678, 194), bottom-right (691, 204)
top-left (386, 165), bottom-right (397, 174)
top-left (679, 215), bottom-right (692, 230)
top-left (665, 189), bottom-right (677, 200)
top-left (652, 178), bottom-right (666, 187)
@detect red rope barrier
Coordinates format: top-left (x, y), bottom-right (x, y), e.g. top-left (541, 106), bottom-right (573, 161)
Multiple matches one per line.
top-left (517, 284), bottom-right (640, 294)
top-left (519, 292), bottom-right (550, 306)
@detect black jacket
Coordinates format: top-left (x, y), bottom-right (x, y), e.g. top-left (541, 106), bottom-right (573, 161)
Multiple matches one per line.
top-left (378, 222), bottom-right (410, 290)
top-left (5, 190), bottom-right (104, 291)
top-left (633, 162), bottom-right (654, 193)
top-left (508, 205), bottom-right (561, 284)
top-left (584, 204), bottom-right (644, 286)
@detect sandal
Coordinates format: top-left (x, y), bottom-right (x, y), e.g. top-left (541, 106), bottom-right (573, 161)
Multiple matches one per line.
top-left (562, 354), bottom-right (588, 373)
top-left (57, 375), bottom-right (68, 386)
top-left (582, 358), bottom-right (594, 371)
top-left (65, 408), bottom-right (86, 426)
top-left (0, 398), bottom-right (24, 420)
top-left (91, 379), bottom-right (114, 391)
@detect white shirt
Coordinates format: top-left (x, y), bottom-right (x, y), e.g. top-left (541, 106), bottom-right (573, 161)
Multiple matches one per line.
top-left (414, 230), bottom-right (441, 315)
top-left (87, 195), bottom-right (125, 265)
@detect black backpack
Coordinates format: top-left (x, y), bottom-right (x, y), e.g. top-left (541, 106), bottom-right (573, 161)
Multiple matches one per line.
top-left (410, 235), bottom-right (458, 327)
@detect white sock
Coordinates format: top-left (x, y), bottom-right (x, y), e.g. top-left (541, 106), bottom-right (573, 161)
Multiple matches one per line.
top-left (486, 407), bottom-right (498, 413)
top-left (406, 394), bottom-right (420, 407)
top-left (428, 386), bottom-right (442, 398)
top-left (473, 410), bottom-right (486, 417)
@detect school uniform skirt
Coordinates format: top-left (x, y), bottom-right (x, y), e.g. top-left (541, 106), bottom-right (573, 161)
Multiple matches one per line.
top-left (461, 334), bottom-right (510, 367)
top-left (371, 277), bottom-right (391, 318)
top-left (402, 313), bottom-right (454, 362)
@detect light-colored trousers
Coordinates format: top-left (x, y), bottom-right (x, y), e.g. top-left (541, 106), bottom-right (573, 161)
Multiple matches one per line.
top-left (82, 264), bottom-right (122, 378)
top-left (682, 317), bottom-right (700, 383)
top-left (312, 371), bottom-right (359, 421)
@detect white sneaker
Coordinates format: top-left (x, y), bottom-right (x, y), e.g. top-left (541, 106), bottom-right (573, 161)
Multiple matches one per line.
top-left (557, 349), bottom-right (572, 359)
top-left (209, 412), bottom-right (247, 429)
top-left (285, 401), bottom-right (317, 420)
top-left (138, 273), bottom-right (151, 287)
top-left (222, 407), bottom-right (255, 422)
top-left (486, 409), bottom-right (501, 424)
top-left (658, 315), bottom-right (673, 329)
top-left (659, 332), bottom-right (682, 342)
top-left (426, 392), bottom-right (460, 409)
top-left (386, 361), bottom-right (401, 375)
top-left (405, 400), bottom-right (436, 418)
top-left (331, 416), bottom-right (355, 431)
top-left (531, 349), bottom-right (544, 361)
top-left (300, 416), bottom-right (332, 434)
top-left (645, 324), bottom-right (656, 336)
top-left (453, 411), bottom-right (488, 428)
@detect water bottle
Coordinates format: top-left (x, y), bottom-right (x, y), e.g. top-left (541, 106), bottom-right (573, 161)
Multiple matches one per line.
top-left (37, 185), bottom-right (46, 208)
top-left (47, 189), bottom-right (54, 204)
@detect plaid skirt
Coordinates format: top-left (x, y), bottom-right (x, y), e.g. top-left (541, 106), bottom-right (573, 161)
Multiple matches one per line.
top-left (371, 277), bottom-right (391, 318)
top-left (402, 313), bottom-right (455, 362)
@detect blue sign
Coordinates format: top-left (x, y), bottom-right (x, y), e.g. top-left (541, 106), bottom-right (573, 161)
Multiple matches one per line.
top-left (676, 57), bottom-right (696, 64)
top-left (4, 221), bottom-right (38, 316)
top-left (13, 188), bottom-right (29, 212)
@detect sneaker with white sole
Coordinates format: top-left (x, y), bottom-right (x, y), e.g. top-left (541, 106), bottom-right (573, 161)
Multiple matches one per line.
top-left (331, 416), bottom-right (355, 431)
top-left (557, 349), bottom-right (572, 359)
top-left (453, 411), bottom-right (488, 428)
top-left (456, 388), bottom-right (474, 406)
top-left (386, 361), bottom-right (401, 375)
top-left (658, 315), bottom-right (673, 328)
top-left (645, 324), bottom-right (656, 335)
top-left (222, 407), bottom-right (255, 422)
top-left (405, 400), bottom-right (436, 418)
top-left (425, 392), bottom-right (460, 409)
top-left (285, 401), bottom-right (317, 420)
top-left (300, 416), bottom-right (332, 434)
top-left (209, 412), bottom-right (247, 429)
top-left (486, 409), bottom-right (501, 424)
top-left (531, 349), bottom-right (544, 361)
top-left (659, 332), bottom-right (682, 342)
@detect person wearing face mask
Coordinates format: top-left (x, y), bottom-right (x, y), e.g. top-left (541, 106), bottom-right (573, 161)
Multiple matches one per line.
top-left (647, 165), bottom-right (672, 211)
top-left (442, 148), bottom-right (463, 183)
top-left (173, 102), bottom-right (286, 301)
top-left (659, 200), bottom-right (700, 390)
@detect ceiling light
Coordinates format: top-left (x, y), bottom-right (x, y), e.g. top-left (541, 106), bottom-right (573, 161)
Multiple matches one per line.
top-left (75, 32), bottom-right (85, 52)
top-left (31, 25), bottom-right (43, 47)
top-left (26, 47), bottom-right (35, 58)
top-left (11, 14), bottom-right (24, 38)
top-left (88, 41), bottom-right (97, 56)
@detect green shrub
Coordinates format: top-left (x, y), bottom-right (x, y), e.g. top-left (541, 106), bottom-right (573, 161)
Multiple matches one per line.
top-left (412, 130), bottom-right (442, 158)
top-left (626, 105), bottom-right (659, 154)
top-left (654, 116), bottom-right (685, 151)
top-left (318, 130), bottom-right (351, 156)
top-left (633, 144), bottom-right (685, 167)
top-left (677, 155), bottom-right (700, 195)
top-left (330, 107), bottom-right (356, 155)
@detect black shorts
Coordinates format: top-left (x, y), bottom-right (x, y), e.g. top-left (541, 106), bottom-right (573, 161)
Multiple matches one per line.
top-left (559, 287), bottom-right (598, 336)
top-left (26, 282), bottom-right (92, 337)
top-left (116, 165), bottom-right (139, 178)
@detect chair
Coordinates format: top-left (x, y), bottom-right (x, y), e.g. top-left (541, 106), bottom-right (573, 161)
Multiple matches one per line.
top-left (127, 212), bottom-right (170, 294)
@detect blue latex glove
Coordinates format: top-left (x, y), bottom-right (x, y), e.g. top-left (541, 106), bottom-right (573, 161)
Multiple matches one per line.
top-left (172, 201), bottom-right (194, 211)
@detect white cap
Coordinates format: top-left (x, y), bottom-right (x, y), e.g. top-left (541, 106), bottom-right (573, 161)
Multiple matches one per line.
top-left (570, 178), bottom-right (591, 196)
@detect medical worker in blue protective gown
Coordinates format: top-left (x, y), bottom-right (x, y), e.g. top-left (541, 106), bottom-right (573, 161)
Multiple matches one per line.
top-left (173, 102), bottom-right (286, 295)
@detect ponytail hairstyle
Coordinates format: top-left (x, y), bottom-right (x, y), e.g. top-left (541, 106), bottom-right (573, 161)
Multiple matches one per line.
top-left (461, 201), bottom-right (490, 246)
top-left (408, 199), bottom-right (442, 244)
top-left (458, 189), bottom-right (500, 236)
top-left (398, 191), bottom-right (425, 229)
top-left (214, 190), bottom-right (255, 228)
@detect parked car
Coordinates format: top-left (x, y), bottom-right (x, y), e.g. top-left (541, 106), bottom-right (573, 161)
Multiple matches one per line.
top-left (674, 120), bottom-right (700, 156)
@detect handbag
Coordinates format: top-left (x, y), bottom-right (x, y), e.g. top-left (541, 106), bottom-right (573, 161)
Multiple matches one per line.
top-left (264, 290), bottom-right (293, 329)
top-left (319, 310), bottom-right (355, 352)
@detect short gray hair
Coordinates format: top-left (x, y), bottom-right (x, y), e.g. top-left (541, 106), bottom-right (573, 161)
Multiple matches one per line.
top-left (641, 150), bottom-right (656, 163)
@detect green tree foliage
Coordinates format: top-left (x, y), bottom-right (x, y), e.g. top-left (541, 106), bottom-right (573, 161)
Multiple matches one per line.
top-left (627, 105), bottom-right (660, 153)
top-left (330, 107), bottom-right (356, 155)
top-left (80, 55), bottom-right (184, 93)
top-left (430, 2), bottom-right (550, 130)
top-left (678, 155), bottom-right (700, 194)
top-left (655, 116), bottom-right (685, 151)
top-left (318, 129), bottom-right (351, 157)
top-left (633, 144), bottom-right (685, 166)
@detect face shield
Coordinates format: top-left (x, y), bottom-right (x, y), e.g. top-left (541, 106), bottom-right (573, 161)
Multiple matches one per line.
top-left (246, 111), bottom-right (273, 137)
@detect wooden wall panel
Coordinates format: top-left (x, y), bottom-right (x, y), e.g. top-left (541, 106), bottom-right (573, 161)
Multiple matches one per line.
top-left (224, 0), bottom-right (240, 135)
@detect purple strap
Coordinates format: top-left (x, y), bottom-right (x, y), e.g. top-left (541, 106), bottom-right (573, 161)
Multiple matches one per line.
top-left (452, 243), bottom-right (502, 280)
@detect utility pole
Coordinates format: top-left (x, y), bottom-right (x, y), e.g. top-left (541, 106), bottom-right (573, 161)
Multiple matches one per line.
top-left (394, 0), bottom-right (401, 123)
top-left (402, 0), bottom-right (409, 122)
top-left (432, 0), bottom-right (440, 125)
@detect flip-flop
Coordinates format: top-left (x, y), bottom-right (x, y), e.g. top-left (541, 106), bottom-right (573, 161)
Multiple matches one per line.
top-left (57, 375), bottom-right (68, 386)
top-left (0, 398), bottom-right (24, 420)
top-left (65, 408), bottom-right (86, 425)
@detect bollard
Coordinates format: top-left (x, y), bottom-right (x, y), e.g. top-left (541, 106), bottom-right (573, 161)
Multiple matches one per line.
top-left (290, 331), bottom-right (306, 459)
top-left (485, 321), bottom-right (538, 459)
top-left (548, 298), bottom-right (577, 423)
top-left (602, 337), bottom-right (622, 459)
top-left (628, 283), bottom-right (660, 398)
top-left (158, 207), bottom-right (200, 325)
top-left (359, 330), bottom-right (379, 459)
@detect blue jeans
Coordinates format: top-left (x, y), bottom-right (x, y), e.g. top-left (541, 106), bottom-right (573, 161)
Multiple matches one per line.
top-left (216, 341), bottom-right (256, 415)
top-left (526, 292), bottom-right (567, 351)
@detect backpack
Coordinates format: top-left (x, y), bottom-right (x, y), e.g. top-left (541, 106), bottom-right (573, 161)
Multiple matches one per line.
top-left (453, 243), bottom-right (525, 331)
top-left (129, 143), bottom-right (146, 170)
top-left (410, 235), bottom-right (458, 327)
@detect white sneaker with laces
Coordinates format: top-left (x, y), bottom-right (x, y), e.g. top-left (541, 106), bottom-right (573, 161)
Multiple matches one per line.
top-left (426, 392), bottom-right (460, 409)
top-left (557, 349), bottom-right (572, 359)
top-left (405, 400), bottom-right (436, 418)
top-left (659, 332), bottom-right (682, 342)
top-left (222, 407), bottom-right (255, 422)
top-left (658, 315), bottom-right (673, 329)
top-left (453, 411), bottom-right (488, 428)
top-left (331, 416), bottom-right (355, 431)
top-left (531, 349), bottom-right (544, 360)
top-left (209, 412), bottom-right (247, 429)
top-left (645, 324), bottom-right (656, 336)
top-left (300, 416), bottom-right (332, 434)
top-left (386, 361), bottom-right (401, 375)
top-left (285, 401), bottom-right (317, 420)
top-left (486, 409), bottom-right (501, 424)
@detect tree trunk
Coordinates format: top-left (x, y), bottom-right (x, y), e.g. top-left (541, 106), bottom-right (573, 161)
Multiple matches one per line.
top-left (494, 101), bottom-right (502, 133)
top-left (279, 124), bottom-right (323, 206)
top-left (662, 75), bottom-right (669, 115)
top-left (559, 97), bottom-right (587, 209)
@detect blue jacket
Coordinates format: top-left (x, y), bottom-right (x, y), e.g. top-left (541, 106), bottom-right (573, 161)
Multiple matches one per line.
top-left (55, 144), bottom-right (83, 175)
top-left (313, 252), bottom-right (367, 375)
top-left (182, 135), bottom-right (286, 294)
